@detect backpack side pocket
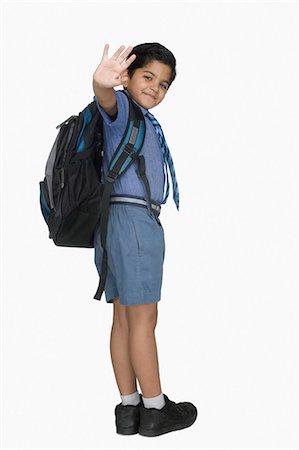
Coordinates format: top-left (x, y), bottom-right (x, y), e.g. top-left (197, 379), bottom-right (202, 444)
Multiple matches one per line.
top-left (39, 180), bottom-right (52, 225)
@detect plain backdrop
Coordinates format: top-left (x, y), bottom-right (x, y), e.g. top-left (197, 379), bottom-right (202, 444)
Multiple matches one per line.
top-left (1, 1), bottom-right (297, 449)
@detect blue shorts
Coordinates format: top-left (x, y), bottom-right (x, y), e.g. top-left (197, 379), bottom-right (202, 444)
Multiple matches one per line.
top-left (93, 203), bottom-right (165, 307)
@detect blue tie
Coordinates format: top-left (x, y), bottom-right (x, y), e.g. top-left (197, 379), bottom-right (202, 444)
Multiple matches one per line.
top-left (145, 111), bottom-right (180, 211)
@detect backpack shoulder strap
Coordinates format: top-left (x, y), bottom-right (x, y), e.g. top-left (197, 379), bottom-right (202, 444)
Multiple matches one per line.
top-left (106, 89), bottom-right (146, 181)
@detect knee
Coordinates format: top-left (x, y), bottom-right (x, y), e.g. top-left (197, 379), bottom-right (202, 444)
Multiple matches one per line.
top-left (126, 303), bottom-right (158, 331)
top-left (112, 298), bottom-right (129, 331)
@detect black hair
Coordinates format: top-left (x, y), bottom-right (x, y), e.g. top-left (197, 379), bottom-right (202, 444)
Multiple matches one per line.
top-left (126, 42), bottom-right (176, 89)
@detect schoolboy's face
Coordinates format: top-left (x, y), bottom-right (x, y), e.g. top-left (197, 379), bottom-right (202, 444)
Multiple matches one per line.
top-left (122, 60), bottom-right (172, 109)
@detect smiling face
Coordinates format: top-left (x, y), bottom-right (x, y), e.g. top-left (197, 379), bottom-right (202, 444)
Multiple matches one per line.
top-left (122, 60), bottom-right (172, 109)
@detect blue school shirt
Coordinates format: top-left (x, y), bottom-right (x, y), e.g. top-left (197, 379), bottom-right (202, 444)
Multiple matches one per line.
top-left (93, 89), bottom-right (165, 205)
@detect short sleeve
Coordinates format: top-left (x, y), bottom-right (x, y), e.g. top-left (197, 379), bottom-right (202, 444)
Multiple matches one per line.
top-left (93, 89), bottom-right (128, 127)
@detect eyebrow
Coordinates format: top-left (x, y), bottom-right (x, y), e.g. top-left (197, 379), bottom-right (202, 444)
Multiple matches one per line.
top-left (142, 70), bottom-right (170, 85)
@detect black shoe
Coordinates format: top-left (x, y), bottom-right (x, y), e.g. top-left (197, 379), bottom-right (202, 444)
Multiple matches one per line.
top-left (139, 394), bottom-right (197, 437)
top-left (115, 394), bottom-right (142, 435)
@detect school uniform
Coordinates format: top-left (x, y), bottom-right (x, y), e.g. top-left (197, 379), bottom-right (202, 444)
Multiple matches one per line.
top-left (93, 89), bottom-right (168, 306)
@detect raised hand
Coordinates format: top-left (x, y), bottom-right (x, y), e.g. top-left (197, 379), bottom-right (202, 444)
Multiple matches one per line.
top-left (93, 44), bottom-right (136, 89)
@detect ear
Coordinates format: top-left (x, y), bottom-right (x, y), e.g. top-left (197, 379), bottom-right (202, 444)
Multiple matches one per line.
top-left (120, 69), bottom-right (129, 87)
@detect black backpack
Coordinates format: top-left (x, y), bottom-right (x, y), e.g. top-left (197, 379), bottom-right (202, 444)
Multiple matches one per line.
top-left (39, 90), bottom-right (150, 301)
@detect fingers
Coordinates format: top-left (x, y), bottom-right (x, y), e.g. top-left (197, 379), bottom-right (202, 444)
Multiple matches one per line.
top-left (117, 46), bottom-right (134, 65)
top-left (123, 53), bottom-right (136, 68)
top-left (110, 44), bottom-right (126, 60)
top-left (101, 43), bottom-right (109, 61)
top-left (102, 43), bottom-right (135, 64)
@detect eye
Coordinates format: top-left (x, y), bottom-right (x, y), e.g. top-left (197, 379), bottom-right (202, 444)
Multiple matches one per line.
top-left (144, 75), bottom-right (168, 90)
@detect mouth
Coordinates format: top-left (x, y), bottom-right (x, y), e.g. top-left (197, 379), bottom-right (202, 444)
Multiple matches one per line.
top-left (144, 93), bottom-right (157, 100)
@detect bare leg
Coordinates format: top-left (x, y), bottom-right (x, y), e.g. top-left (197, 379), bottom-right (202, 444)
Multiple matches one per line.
top-left (126, 302), bottom-right (162, 398)
top-left (110, 298), bottom-right (138, 395)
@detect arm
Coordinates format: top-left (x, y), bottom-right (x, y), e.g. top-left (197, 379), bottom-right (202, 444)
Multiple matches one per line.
top-left (92, 81), bottom-right (117, 117)
top-left (92, 43), bottom-right (136, 118)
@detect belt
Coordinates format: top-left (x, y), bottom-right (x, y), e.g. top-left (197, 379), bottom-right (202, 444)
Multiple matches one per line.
top-left (109, 195), bottom-right (161, 217)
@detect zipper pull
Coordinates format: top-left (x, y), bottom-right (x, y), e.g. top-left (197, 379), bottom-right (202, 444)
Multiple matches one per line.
top-left (56, 115), bottom-right (76, 129)
top-left (60, 168), bottom-right (65, 188)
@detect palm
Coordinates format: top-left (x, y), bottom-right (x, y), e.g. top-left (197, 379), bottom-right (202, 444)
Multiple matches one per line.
top-left (93, 44), bottom-right (136, 89)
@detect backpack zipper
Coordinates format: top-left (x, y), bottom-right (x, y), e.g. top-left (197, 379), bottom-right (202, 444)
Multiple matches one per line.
top-left (59, 121), bottom-right (76, 189)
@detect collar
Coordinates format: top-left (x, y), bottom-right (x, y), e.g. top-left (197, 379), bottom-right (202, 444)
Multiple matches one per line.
top-left (120, 89), bottom-right (149, 115)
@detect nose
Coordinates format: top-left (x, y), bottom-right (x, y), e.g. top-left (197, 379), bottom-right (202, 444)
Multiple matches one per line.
top-left (151, 85), bottom-right (159, 95)
top-left (150, 80), bottom-right (160, 92)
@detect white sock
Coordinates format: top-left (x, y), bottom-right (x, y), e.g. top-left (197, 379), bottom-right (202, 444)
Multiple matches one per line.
top-left (120, 390), bottom-right (141, 406)
top-left (142, 392), bottom-right (166, 409)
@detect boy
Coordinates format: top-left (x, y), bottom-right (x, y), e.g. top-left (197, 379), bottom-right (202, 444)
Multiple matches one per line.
top-left (92, 43), bottom-right (197, 437)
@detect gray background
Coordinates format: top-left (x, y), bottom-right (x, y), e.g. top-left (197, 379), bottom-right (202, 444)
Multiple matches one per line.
top-left (1, 1), bottom-right (297, 449)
